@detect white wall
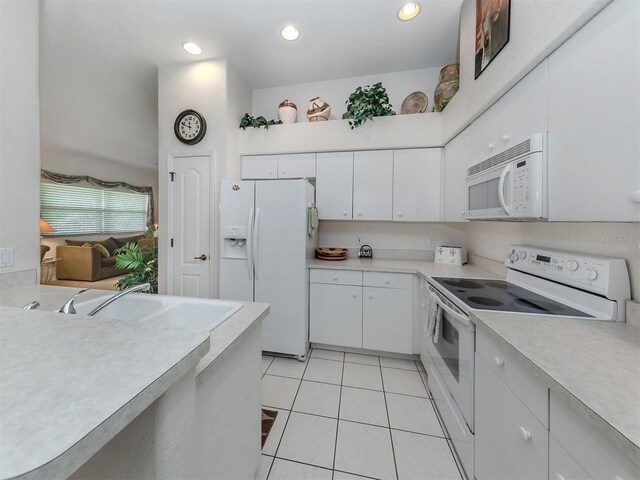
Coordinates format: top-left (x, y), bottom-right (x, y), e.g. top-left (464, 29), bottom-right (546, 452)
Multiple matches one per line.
top-left (464, 222), bottom-right (640, 301)
top-left (442, 0), bottom-right (612, 141)
top-left (225, 62), bottom-right (252, 180)
top-left (318, 221), bottom-right (466, 255)
top-left (0, 0), bottom-right (41, 284)
top-left (252, 67), bottom-right (442, 122)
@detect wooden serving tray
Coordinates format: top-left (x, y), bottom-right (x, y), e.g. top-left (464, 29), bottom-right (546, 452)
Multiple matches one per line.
top-left (316, 247), bottom-right (348, 257)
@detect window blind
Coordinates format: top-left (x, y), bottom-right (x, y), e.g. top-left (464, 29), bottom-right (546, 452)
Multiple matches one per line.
top-left (40, 182), bottom-right (150, 235)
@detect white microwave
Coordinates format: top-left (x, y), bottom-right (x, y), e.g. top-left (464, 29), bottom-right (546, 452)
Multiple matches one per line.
top-left (465, 132), bottom-right (548, 220)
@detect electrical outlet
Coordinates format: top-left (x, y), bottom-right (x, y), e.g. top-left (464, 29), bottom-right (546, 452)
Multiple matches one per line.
top-left (355, 235), bottom-right (362, 246)
top-left (0, 247), bottom-right (14, 267)
top-left (425, 236), bottom-right (436, 249)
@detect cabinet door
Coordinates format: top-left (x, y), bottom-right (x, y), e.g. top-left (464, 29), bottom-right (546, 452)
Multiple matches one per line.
top-left (475, 354), bottom-right (548, 480)
top-left (278, 153), bottom-right (316, 179)
top-left (499, 60), bottom-right (548, 149)
top-left (470, 102), bottom-right (501, 164)
top-left (443, 126), bottom-right (473, 222)
top-left (362, 286), bottom-right (412, 354)
top-left (549, 436), bottom-right (592, 480)
top-left (309, 283), bottom-right (362, 348)
top-left (548, 0), bottom-right (640, 221)
top-left (241, 155), bottom-right (278, 179)
top-left (316, 152), bottom-right (354, 220)
top-left (393, 149), bottom-right (442, 221)
top-left (353, 150), bottom-right (393, 221)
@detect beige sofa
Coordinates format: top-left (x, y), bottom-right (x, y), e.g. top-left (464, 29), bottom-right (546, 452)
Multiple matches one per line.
top-left (56, 234), bottom-right (144, 282)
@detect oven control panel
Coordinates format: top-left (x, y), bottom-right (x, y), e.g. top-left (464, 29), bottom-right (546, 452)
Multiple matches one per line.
top-left (505, 245), bottom-right (629, 299)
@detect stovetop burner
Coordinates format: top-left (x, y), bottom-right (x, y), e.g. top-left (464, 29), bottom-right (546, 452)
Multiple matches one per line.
top-left (431, 277), bottom-right (592, 318)
top-left (441, 279), bottom-right (484, 289)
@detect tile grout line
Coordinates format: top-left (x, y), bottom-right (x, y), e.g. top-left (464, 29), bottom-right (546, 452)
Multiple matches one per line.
top-left (265, 349), bottom-right (312, 480)
top-left (332, 352), bottom-right (346, 472)
top-left (379, 356), bottom-right (400, 480)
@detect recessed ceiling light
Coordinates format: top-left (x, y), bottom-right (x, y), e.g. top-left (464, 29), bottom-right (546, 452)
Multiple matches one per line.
top-left (280, 25), bottom-right (300, 41)
top-left (398, 2), bottom-right (420, 21)
top-left (182, 41), bottom-right (202, 55)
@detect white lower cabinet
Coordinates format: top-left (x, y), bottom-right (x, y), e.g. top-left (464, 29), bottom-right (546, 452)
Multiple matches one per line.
top-left (309, 269), bottom-right (413, 354)
top-left (362, 286), bottom-right (413, 354)
top-left (474, 353), bottom-right (548, 480)
top-left (549, 435), bottom-right (592, 480)
top-left (309, 283), bottom-right (362, 348)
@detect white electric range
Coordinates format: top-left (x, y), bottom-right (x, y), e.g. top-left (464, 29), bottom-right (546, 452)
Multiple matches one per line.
top-left (421, 245), bottom-right (631, 479)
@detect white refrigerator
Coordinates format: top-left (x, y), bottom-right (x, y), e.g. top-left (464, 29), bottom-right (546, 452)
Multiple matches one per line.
top-left (219, 179), bottom-right (317, 358)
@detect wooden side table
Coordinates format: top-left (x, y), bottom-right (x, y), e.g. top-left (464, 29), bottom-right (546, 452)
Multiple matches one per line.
top-left (40, 258), bottom-right (61, 285)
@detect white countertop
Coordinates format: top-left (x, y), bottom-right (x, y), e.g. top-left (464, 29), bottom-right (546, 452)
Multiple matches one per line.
top-left (472, 310), bottom-right (640, 466)
top-left (0, 285), bottom-right (269, 480)
top-left (309, 258), bottom-right (500, 280)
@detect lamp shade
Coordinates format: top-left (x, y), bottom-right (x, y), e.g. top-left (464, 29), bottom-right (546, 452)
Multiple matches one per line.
top-left (39, 218), bottom-right (55, 234)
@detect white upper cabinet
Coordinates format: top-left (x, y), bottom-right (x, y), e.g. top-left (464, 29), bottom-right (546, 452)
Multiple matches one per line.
top-left (499, 60), bottom-right (548, 150)
top-left (393, 149), bottom-right (442, 221)
top-left (548, 0), bottom-right (640, 221)
top-left (241, 155), bottom-right (278, 179)
top-left (470, 61), bottom-right (548, 165)
top-left (316, 151), bottom-right (354, 220)
top-left (277, 153), bottom-right (316, 179)
top-left (353, 150), bottom-right (394, 221)
top-left (444, 126), bottom-right (473, 222)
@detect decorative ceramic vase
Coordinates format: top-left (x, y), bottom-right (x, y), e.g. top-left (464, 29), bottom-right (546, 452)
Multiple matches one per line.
top-left (278, 100), bottom-right (297, 124)
top-left (306, 97), bottom-right (331, 122)
top-left (434, 63), bottom-right (460, 111)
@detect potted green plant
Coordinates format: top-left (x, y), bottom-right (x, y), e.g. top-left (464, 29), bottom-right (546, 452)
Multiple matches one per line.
top-left (342, 82), bottom-right (396, 129)
top-left (114, 227), bottom-right (158, 293)
top-left (239, 113), bottom-right (282, 130)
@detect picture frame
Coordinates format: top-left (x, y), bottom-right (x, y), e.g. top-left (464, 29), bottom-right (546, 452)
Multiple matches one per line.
top-left (475, 0), bottom-right (511, 79)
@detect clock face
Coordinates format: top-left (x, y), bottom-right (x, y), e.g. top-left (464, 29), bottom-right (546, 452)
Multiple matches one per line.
top-left (174, 109), bottom-right (207, 145)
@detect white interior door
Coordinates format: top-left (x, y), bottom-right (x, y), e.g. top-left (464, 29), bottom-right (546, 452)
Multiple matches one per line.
top-left (169, 155), bottom-right (211, 298)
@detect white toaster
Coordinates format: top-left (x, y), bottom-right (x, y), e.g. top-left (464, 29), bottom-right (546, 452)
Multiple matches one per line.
top-left (435, 246), bottom-right (468, 266)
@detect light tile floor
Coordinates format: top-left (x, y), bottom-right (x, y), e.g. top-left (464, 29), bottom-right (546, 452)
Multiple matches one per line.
top-left (258, 348), bottom-right (463, 480)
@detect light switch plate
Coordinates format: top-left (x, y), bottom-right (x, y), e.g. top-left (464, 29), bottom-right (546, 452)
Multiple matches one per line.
top-left (0, 248), bottom-right (14, 267)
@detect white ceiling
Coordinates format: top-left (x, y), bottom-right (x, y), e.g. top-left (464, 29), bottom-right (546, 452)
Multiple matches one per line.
top-left (39, 0), bottom-right (463, 169)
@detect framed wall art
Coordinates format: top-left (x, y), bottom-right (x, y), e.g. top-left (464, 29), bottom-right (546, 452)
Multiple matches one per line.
top-left (475, 0), bottom-right (511, 79)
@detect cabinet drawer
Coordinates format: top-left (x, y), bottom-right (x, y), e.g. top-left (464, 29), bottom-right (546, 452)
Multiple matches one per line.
top-left (476, 328), bottom-right (548, 427)
top-left (310, 269), bottom-right (362, 286)
top-left (475, 354), bottom-right (549, 480)
top-left (549, 435), bottom-right (592, 480)
top-left (550, 392), bottom-right (639, 480)
top-left (363, 271), bottom-right (412, 289)
top-left (278, 153), bottom-right (316, 178)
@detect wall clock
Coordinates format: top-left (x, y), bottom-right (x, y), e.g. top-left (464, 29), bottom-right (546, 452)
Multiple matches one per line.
top-left (174, 109), bottom-right (207, 145)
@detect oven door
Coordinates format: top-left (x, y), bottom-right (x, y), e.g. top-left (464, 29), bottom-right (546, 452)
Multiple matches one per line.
top-left (426, 289), bottom-right (475, 430)
top-left (465, 163), bottom-right (513, 219)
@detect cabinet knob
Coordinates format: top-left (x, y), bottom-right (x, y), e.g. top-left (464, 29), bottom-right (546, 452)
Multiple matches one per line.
top-left (494, 356), bottom-right (505, 367)
top-left (352, 292), bottom-right (358, 298)
top-left (501, 133), bottom-right (510, 141)
top-left (333, 275), bottom-right (338, 281)
top-left (368, 293), bottom-right (374, 299)
top-left (398, 212), bottom-right (403, 217)
top-left (488, 143), bottom-right (495, 150)
top-left (519, 426), bottom-right (533, 441)
top-left (281, 171), bottom-right (286, 175)
top-left (357, 212), bottom-right (362, 217)
top-left (555, 475), bottom-right (566, 480)
top-left (385, 278), bottom-right (391, 284)
top-left (343, 211), bottom-right (348, 216)
top-left (631, 190), bottom-right (640, 204)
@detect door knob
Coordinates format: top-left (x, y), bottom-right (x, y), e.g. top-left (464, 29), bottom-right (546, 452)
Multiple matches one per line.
top-left (194, 254), bottom-right (208, 261)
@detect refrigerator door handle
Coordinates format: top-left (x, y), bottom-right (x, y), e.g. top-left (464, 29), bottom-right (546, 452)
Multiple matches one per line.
top-left (247, 207), bottom-right (254, 279)
top-left (253, 207), bottom-right (260, 279)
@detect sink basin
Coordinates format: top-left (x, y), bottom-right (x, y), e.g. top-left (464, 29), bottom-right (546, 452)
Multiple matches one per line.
top-left (74, 293), bottom-right (243, 332)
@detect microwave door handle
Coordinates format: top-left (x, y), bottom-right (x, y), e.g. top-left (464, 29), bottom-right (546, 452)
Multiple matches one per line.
top-left (498, 164), bottom-right (512, 215)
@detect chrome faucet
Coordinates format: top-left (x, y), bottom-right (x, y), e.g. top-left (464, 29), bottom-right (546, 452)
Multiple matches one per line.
top-left (22, 301), bottom-right (40, 310)
top-left (58, 288), bottom-right (90, 314)
top-left (86, 283), bottom-right (151, 317)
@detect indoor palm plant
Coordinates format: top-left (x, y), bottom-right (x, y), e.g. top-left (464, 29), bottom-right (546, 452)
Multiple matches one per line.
top-left (114, 227), bottom-right (158, 293)
top-left (342, 82), bottom-right (396, 129)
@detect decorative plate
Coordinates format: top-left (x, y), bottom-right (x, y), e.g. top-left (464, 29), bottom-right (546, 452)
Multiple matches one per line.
top-left (401, 91), bottom-right (429, 114)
